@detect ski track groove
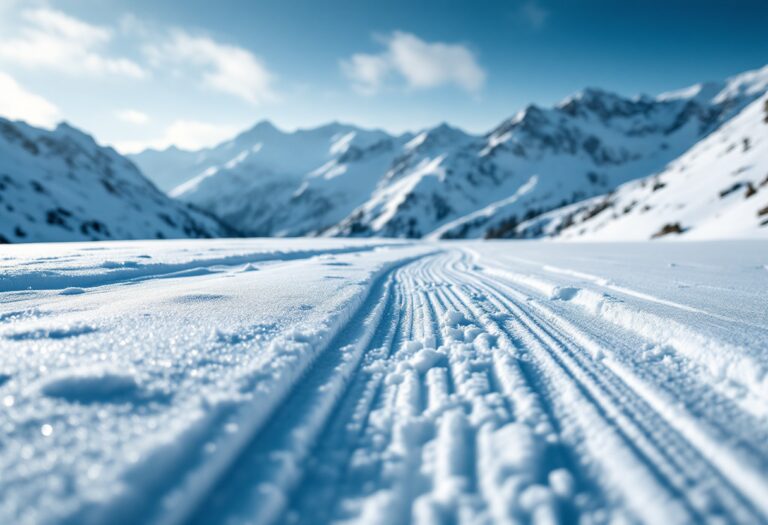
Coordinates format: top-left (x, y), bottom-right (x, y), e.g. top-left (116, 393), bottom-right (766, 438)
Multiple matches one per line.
top-left (446, 249), bottom-right (767, 524)
top-left (465, 252), bottom-right (768, 477)
top-left (183, 262), bottom-right (416, 523)
top-left (66, 247), bottom-right (766, 525)
top-left (138, 253), bottom-right (429, 525)
top-left (480, 264), bottom-right (768, 461)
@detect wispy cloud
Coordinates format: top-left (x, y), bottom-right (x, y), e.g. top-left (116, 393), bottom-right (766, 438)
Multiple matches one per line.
top-left (342, 31), bottom-right (486, 95)
top-left (0, 71), bottom-right (60, 127)
top-left (115, 109), bottom-right (149, 125)
top-left (0, 8), bottom-right (145, 78)
top-left (114, 119), bottom-right (239, 153)
top-left (518, 1), bottom-right (550, 29)
top-left (145, 30), bottom-right (277, 105)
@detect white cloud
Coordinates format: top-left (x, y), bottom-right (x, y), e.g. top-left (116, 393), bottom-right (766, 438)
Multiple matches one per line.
top-left (519, 1), bottom-right (550, 29)
top-left (118, 13), bottom-right (150, 38)
top-left (160, 120), bottom-right (237, 150)
top-left (145, 30), bottom-right (276, 105)
top-left (0, 8), bottom-right (145, 78)
top-left (114, 119), bottom-right (239, 153)
top-left (0, 71), bottom-right (60, 127)
top-left (340, 54), bottom-right (390, 96)
top-left (116, 109), bottom-right (149, 125)
top-left (341, 31), bottom-right (485, 95)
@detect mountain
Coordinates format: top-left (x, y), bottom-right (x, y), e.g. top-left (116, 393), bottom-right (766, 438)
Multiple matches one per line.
top-left (512, 92), bottom-right (768, 240)
top-left (131, 64), bottom-right (768, 239)
top-left (422, 66), bottom-right (768, 240)
top-left (0, 118), bottom-right (235, 244)
top-left (125, 145), bottom-right (204, 193)
top-left (133, 121), bottom-right (409, 236)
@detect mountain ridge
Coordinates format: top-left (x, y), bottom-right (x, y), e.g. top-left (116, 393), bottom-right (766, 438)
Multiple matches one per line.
top-left (0, 116), bottom-right (237, 243)
top-left (5, 65), bottom-right (765, 243)
top-left (129, 64), bottom-right (768, 240)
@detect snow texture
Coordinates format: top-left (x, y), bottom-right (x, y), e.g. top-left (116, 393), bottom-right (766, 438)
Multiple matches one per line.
top-left (0, 238), bottom-right (766, 525)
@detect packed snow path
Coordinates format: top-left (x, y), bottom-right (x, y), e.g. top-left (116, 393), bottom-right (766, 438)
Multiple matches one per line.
top-left (0, 240), bottom-right (767, 525)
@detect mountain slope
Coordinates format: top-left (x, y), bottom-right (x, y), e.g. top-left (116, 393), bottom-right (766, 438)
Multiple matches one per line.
top-left (0, 118), bottom-right (235, 244)
top-left (425, 65), bottom-right (768, 239)
top-left (517, 93), bottom-right (768, 240)
top-left (135, 122), bottom-right (410, 236)
top-left (132, 64), bottom-right (768, 240)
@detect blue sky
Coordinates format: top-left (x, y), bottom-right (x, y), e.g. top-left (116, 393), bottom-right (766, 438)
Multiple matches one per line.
top-left (0, 0), bottom-right (766, 153)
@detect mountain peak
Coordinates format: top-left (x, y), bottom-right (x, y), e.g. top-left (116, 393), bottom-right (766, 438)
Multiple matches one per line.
top-left (55, 121), bottom-right (91, 138)
top-left (568, 86), bottom-right (630, 107)
top-left (715, 63), bottom-right (768, 104)
top-left (430, 121), bottom-right (462, 134)
top-left (656, 81), bottom-right (724, 104)
top-left (53, 121), bottom-right (99, 148)
top-left (579, 86), bottom-right (614, 98)
top-left (434, 121), bottom-right (479, 139)
top-left (229, 119), bottom-right (283, 146)
top-left (245, 119), bottom-right (280, 135)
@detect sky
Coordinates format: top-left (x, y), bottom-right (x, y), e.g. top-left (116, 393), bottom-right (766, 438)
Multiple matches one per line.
top-left (0, 0), bottom-right (766, 153)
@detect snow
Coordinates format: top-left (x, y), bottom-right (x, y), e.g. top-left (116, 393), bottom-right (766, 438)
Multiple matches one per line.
top-left (532, 92), bottom-right (768, 240)
top-left (133, 121), bottom-right (403, 237)
top-left (39, 367), bottom-right (141, 403)
top-left (0, 119), bottom-right (232, 244)
top-left (0, 238), bottom-right (766, 525)
top-left (130, 64), bottom-right (768, 240)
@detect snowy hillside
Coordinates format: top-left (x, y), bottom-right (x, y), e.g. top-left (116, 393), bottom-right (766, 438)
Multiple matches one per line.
top-left (132, 65), bottom-right (768, 240)
top-left (1, 239), bottom-right (767, 524)
top-left (0, 118), bottom-right (235, 244)
top-left (428, 65), bottom-right (768, 240)
top-left (516, 93), bottom-right (768, 240)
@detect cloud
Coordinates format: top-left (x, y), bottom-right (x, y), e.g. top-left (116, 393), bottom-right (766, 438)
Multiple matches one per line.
top-left (341, 31), bottom-right (485, 95)
top-left (114, 119), bottom-right (239, 153)
top-left (340, 54), bottom-right (390, 96)
top-left (0, 8), bottom-right (145, 78)
top-left (116, 109), bottom-right (149, 125)
top-left (159, 120), bottom-right (237, 150)
top-left (145, 30), bottom-right (276, 105)
top-left (519, 1), bottom-right (550, 29)
top-left (0, 71), bottom-right (60, 127)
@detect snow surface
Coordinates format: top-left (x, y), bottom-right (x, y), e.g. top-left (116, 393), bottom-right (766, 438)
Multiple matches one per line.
top-left (1, 238), bottom-right (767, 525)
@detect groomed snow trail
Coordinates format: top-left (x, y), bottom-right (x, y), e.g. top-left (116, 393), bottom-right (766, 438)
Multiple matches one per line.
top-left (0, 239), bottom-right (766, 525)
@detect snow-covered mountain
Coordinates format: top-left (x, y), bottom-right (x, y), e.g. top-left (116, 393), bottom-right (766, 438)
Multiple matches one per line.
top-left (514, 92), bottom-right (768, 240)
top-left (133, 121), bottom-right (406, 236)
top-left (0, 118), bottom-right (235, 244)
top-left (424, 65), bottom-right (768, 240)
top-left (131, 64), bottom-right (768, 239)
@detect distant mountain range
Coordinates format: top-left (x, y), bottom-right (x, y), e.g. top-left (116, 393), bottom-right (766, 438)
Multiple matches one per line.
top-left (130, 64), bottom-right (768, 241)
top-left (2, 65), bottom-right (766, 244)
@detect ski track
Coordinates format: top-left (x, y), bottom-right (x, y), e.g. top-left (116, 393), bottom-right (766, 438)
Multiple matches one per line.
top-left (169, 251), bottom-right (767, 524)
top-left (0, 240), bottom-right (766, 525)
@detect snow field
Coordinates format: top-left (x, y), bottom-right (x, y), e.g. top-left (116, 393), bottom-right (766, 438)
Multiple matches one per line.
top-left (0, 239), bottom-right (766, 524)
